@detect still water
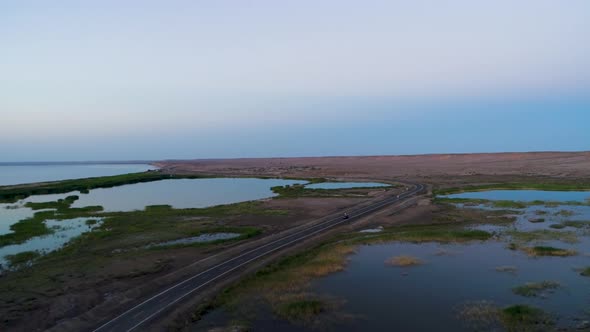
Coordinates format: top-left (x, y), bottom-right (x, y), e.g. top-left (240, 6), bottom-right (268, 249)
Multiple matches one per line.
top-left (69, 178), bottom-right (305, 211)
top-left (0, 178), bottom-right (306, 268)
top-left (0, 164), bottom-right (157, 186)
top-left (444, 189), bottom-right (590, 203)
top-left (194, 190), bottom-right (590, 331)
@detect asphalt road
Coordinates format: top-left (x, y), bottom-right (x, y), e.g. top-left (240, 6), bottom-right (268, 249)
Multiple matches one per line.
top-left (92, 182), bottom-right (425, 332)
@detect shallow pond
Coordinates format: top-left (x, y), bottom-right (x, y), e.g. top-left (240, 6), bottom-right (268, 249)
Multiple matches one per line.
top-left (0, 217), bottom-right (101, 270)
top-left (69, 178), bottom-right (305, 212)
top-left (305, 182), bottom-right (389, 190)
top-left (194, 189), bottom-right (590, 331)
top-left (444, 189), bottom-right (590, 203)
top-left (0, 177), bottom-right (304, 267)
top-left (0, 163), bottom-right (156, 186)
top-left (312, 239), bottom-right (590, 331)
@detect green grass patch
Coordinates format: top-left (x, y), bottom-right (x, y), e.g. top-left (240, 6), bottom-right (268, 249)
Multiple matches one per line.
top-left (345, 224), bottom-right (493, 245)
top-left (271, 182), bottom-right (390, 199)
top-left (506, 229), bottom-right (578, 244)
top-left (512, 281), bottom-right (560, 297)
top-left (5, 251), bottom-right (41, 267)
top-left (579, 267), bottom-right (590, 277)
top-left (435, 182), bottom-right (590, 196)
top-left (549, 223), bottom-right (567, 229)
top-left (501, 305), bottom-right (553, 330)
top-left (559, 220), bottom-right (590, 229)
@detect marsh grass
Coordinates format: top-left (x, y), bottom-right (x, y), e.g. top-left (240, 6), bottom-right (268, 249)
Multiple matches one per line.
top-left (385, 255), bottom-right (424, 267)
top-left (216, 243), bottom-right (355, 324)
top-left (501, 305), bottom-right (553, 330)
top-left (5, 250), bottom-right (40, 267)
top-left (458, 302), bottom-right (553, 331)
top-left (435, 183), bottom-right (590, 196)
top-left (345, 225), bottom-right (492, 245)
top-left (512, 281), bottom-right (560, 297)
top-left (276, 298), bottom-right (325, 322)
top-left (524, 246), bottom-right (577, 257)
top-left (507, 229), bottom-right (579, 244)
top-left (271, 182), bottom-right (391, 199)
top-left (580, 267), bottom-right (590, 277)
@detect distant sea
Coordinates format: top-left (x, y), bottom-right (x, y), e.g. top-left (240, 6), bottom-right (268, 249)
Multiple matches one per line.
top-left (0, 163), bottom-right (157, 186)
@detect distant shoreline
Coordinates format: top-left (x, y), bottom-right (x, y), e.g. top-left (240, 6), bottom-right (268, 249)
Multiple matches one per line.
top-left (0, 161), bottom-right (156, 166)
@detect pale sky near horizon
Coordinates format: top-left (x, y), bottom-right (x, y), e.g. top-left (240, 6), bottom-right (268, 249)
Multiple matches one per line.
top-left (1, 1), bottom-right (589, 161)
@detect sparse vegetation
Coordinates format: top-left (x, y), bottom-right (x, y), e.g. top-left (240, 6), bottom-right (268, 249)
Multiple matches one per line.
top-left (501, 305), bottom-right (553, 330)
top-left (506, 229), bottom-right (579, 244)
top-left (6, 251), bottom-right (40, 267)
top-left (385, 255), bottom-right (424, 267)
top-left (512, 281), bottom-right (560, 297)
top-left (276, 299), bottom-right (325, 322)
top-left (580, 267), bottom-right (590, 277)
top-left (435, 182), bottom-right (590, 196)
top-left (523, 246), bottom-right (577, 257)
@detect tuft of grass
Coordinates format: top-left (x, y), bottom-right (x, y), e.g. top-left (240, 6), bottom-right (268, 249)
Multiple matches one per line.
top-left (385, 255), bottom-right (424, 267)
top-left (555, 209), bottom-right (575, 217)
top-left (559, 220), bottom-right (590, 229)
top-left (507, 229), bottom-right (578, 244)
top-left (495, 266), bottom-right (518, 274)
top-left (276, 299), bottom-right (324, 322)
top-left (512, 281), bottom-right (560, 297)
top-left (500, 305), bottom-right (553, 329)
top-left (524, 246), bottom-right (577, 257)
top-left (549, 223), bottom-right (566, 229)
top-left (492, 201), bottom-right (527, 209)
top-left (6, 251), bottom-right (40, 267)
top-left (580, 267), bottom-right (590, 277)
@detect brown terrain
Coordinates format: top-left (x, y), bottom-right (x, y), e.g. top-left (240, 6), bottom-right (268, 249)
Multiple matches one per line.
top-left (156, 151), bottom-right (590, 188)
top-left (2, 152), bottom-right (590, 331)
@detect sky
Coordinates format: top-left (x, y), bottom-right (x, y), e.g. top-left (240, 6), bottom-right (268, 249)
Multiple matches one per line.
top-left (1, 0), bottom-right (589, 161)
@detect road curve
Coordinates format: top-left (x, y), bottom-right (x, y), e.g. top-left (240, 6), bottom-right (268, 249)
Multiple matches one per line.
top-left (92, 182), bottom-right (426, 332)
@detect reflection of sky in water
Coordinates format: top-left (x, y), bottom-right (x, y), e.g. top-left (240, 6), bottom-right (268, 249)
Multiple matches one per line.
top-left (0, 218), bottom-right (102, 270)
top-left (313, 240), bottom-right (590, 331)
top-left (70, 178), bottom-right (306, 212)
top-left (444, 190), bottom-right (590, 202)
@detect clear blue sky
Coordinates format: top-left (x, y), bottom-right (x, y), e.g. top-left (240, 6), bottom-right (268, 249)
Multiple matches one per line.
top-left (1, 1), bottom-right (589, 161)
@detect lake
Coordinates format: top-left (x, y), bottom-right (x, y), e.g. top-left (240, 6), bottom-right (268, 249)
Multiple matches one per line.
top-left (443, 189), bottom-right (590, 203)
top-left (193, 189), bottom-right (590, 331)
top-left (0, 177), bottom-right (305, 270)
top-left (0, 163), bottom-right (157, 186)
